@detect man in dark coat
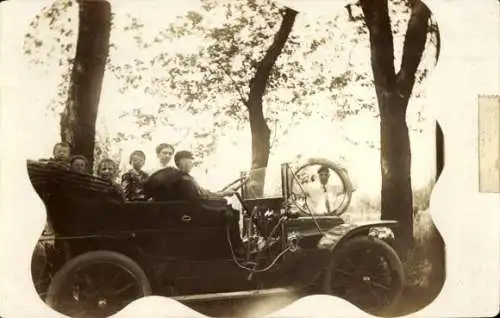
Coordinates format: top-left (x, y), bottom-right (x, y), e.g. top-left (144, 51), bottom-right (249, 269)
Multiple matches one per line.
top-left (175, 151), bottom-right (237, 200)
top-left (144, 151), bottom-right (236, 202)
top-left (143, 151), bottom-right (244, 252)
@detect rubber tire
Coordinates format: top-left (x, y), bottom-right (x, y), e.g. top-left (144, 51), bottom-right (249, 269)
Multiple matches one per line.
top-left (321, 236), bottom-right (404, 316)
top-left (31, 242), bottom-right (51, 300)
top-left (293, 158), bottom-right (354, 216)
top-left (46, 250), bottom-right (152, 316)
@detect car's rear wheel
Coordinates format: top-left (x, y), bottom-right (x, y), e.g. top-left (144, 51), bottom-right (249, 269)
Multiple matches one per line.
top-left (32, 241), bottom-right (52, 300)
top-left (321, 236), bottom-right (404, 316)
top-left (46, 250), bottom-right (151, 318)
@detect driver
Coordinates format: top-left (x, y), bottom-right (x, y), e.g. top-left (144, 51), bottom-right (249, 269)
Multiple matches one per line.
top-left (175, 151), bottom-right (246, 253)
top-left (174, 151), bottom-right (237, 201)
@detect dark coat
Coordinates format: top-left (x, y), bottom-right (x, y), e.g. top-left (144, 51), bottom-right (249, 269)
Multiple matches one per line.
top-left (143, 168), bottom-right (228, 209)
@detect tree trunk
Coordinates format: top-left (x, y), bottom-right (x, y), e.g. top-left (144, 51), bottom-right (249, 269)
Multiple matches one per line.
top-left (436, 122), bottom-right (444, 180)
top-left (379, 95), bottom-right (413, 250)
top-left (60, 0), bottom-right (111, 172)
top-left (361, 0), bottom-right (431, 252)
top-left (246, 7), bottom-right (297, 197)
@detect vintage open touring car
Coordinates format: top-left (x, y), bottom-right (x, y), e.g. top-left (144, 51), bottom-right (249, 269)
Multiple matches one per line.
top-left (29, 158), bottom-right (404, 318)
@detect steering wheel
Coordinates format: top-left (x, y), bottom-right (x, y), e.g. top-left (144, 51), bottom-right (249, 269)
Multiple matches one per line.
top-left (219, 175), bottom-right (248, 193)
top-left (289, 158), bottom-right (354, 217)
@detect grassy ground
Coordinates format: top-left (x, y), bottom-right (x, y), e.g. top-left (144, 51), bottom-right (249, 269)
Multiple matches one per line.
top-left (394, 209), bottom-right (445, 316)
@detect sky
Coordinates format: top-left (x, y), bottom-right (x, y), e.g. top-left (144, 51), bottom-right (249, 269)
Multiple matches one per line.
top-left (1, 0), bottom-right (438, 199)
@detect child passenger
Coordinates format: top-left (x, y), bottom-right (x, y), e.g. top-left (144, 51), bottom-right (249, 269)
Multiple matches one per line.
top-left (96, 158), bottom-right (125, 199)
top-left (97, 158), bottom-right (118, 181)
top-left (70, 155), bottom-right (88, 174)
top-left (52, 142), bottom-right (71, 162)
top-left (121, 150), bottom-right (149, 201)
top-left (43, 142), bottom-right (71, 169)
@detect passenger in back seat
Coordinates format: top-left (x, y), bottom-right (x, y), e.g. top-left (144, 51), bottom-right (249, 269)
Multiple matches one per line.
top-left (97, 158), bottom-right (126, 200)
top-left (41, 142), bottom-right (71, 170)
top-left (70, 155), bottom-right (89, 174)
top-left (121, 150), bottom-right (149, 201)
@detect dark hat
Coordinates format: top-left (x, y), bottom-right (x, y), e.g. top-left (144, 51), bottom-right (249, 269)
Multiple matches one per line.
top-left (174, 150), bottom-right (194, 166)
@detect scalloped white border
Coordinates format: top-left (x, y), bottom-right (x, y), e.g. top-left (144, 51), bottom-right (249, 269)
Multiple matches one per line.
top-left (1, 0), bottom-right (499, 317)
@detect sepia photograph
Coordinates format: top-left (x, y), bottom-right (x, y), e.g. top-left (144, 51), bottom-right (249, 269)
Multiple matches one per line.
top-left (0, 0), bottom-right (498, 318)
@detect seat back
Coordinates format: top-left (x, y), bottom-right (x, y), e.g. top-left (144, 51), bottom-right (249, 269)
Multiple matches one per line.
top-left (28, 160), bottom-right (124, 233)
top-left (27, 160), bottom-right (237, 259)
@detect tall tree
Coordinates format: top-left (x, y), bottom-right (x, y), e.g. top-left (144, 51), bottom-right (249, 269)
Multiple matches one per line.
top-left (246, 7), bottom-right (297, 196)
top-left (359, 0), bottom-right (433, 251)
top-left (24, 0), bottom-right (437, 191)
top-left (109, 0), bottom-right (305, 195)
top-left (59, 0), bottom-right (111, 170)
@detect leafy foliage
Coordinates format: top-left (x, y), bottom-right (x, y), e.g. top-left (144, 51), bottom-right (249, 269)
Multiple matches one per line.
top-left (346, 0), bottom-right (439, 128)
top-left (106, 0), bottom-right (377, 148)
top-left (23, 0), bottom-right (78, 114)
top-left (23, 0), bottom-right (438, 161)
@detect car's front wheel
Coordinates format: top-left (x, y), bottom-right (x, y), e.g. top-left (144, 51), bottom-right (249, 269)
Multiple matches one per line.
top-left (46, 250), bottom-right (152, 318)
top-left (321, 236), bottom-right (404, 316)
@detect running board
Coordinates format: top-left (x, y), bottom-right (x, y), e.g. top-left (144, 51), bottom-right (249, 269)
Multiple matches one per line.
top-left (171, 287), bottom-right (296, 303)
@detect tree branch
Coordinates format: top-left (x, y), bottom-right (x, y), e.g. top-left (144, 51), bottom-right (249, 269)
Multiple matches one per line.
top-left (397, 0), bottom-right (431, 98)
top-left (248, 7), bottom-right (298, 107)
top-left (245, 6), bottom-right (298, 179)
top-left (345, 1), bottom-right (363, 22)
top-left (360, 0), bottom-right (397, 95)
top-left (214, 59), bottom-right (248, 106)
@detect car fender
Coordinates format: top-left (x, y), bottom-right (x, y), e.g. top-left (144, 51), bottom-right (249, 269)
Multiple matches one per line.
top-left (317, 220), bottom-right (399, 254)
top-left (293, 221), bottom-right (399, 290)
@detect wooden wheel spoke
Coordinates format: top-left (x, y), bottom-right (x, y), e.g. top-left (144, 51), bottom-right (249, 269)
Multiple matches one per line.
top-left (97, 264), bottom-right (109, 285)
top-left (108, 283), bottom-right (135, 296)
top-left (82, 273), bottom-right (94, 289)
top-left (333, 267), bottom-right (354, 277)
top-left (344, 256), bottom-right (357, 269)
top-left (367, 285), bottom-right (385, 307)
top-left (110, 270), bottom-right (124, 287)
top-left (343, 287), bottom-right (355, 299)
top-left (371, 269), bottom-right (391, 278)
top-left (344, 287), bottom-right (363, 304)
top-left (73, 271), bottom-right (102, 300)
top-left (371, 281), bottom-right (391, 291)
top-left (357, 250), bottom-right (377, 271)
